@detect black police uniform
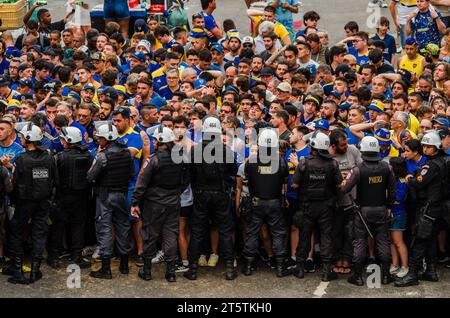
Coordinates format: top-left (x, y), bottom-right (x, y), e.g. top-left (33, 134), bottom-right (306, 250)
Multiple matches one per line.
top-left (132, 147), bottom-right (189, 282)
top-left (342, 154), bottom-right (396, 286)
top-left (8, 146), bottom-right (57, 284)
top-left (292, 151), bottom-right (343, 281)
top-left (396, 153), bottom-right (448, 287)
top-left (48, 144), bottom-right (93, 268)
top-left (243, 150), bottom-right (289, 277)
top-left (0, 166), bottom-right (12, 262)
top-left (185, 137), bottom-right (238, 280)
top-left (87, 141), bottom-right (134, 279)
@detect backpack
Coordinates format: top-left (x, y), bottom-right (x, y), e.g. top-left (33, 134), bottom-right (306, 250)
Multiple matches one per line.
top-left (168, 0), bottom-right (189, 31)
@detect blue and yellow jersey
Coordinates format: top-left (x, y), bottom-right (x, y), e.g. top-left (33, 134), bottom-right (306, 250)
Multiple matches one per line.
top-left (284, 145), bottom-right (310, 199)
top-left (117, 127), bottom-right (143, 184)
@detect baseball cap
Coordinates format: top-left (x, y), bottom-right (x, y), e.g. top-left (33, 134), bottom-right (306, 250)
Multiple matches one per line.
top-left (131, 52), bottom-right (147, 63)
top-left (91, 51), bottom-right (106, 61)
top-left (277, 82), bottom-right (292, 94)
top-left (260, 67), bottom-right (274, 76)
top-left (211, 44), bottom-right (224, 54)
top-left (397, 68), bottom-right (412, 87)
top-left (98, 86), bottom-right (118, 100)
top-left (29, 45), bottom-right (41, 53)
top-left (339, 101), bottom-right (351, 111)
top-left (82, 84), bottom-right (96, 92)
top-left (242, 36), bottom-right (254, 45)
top-left (329, 90), bottom-right (341, 99)
top-left (227, 29), bottom-right (241, 42)
top-left (313, 118), bottom-right (330, 131)
top-left (114, 85), bottom-right (127, 96)
top-left (188, 27), bottom-right (207, 42)
top-left (67, 92), bottom-right (81, 103)
top-left (18, 77), bottom-right (33, 88)
top-left (432, 117), bottom-right (450, 127)
top-left (304, 94), bottom-right (322, 108)
top-left (195, 78), bottom-right (207, 89)
top-left (137, 40), bottom-right (151, 53)
top-left (134, 19), bottom-right (148, 33)
top-left (374, 128), bottom-right (392, 146)
top-left (368, 100), bottom-right (385, 113)
top-left (6, 99), bottom-right (21, 110)
top-left (420, 43), bottom-right (440, 57)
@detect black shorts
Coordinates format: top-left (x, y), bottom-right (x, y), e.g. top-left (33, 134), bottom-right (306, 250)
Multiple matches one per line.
top-left (285, 197), bottom-right (298, 227)
top-left (0, 211), bottom-right (4, 246)
top-left (180, 205), bottom-right (193, 219)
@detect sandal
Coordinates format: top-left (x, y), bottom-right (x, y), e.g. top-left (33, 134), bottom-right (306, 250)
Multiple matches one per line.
top-left (341, 266), bottom-right (352, 274)
top-left (333, 266), bottom-right (343, 273)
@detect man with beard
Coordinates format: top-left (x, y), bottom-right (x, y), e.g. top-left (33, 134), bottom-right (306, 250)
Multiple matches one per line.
top-left (433, 62), bottom-right (450, 89)
top-left (416, 73), bottom-right (433, 105)
top-left (260, 32), bottom-right (279, 62)
top-left (211, 45), bottom-right (225, 73)
top-left (251, 55), bottom-right (264, 78)
top-left (224, 30), bottom-right (242, 63)
top-left (98, 98), bottom-right (115, 121)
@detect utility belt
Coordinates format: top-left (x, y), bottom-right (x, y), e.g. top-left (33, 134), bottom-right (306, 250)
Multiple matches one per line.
top-left (415, 202), bottom-right (436, 240)
top-left (96, 187), bottom-right (127, 201)
top-left (251, 197), bottom-right (280, 207)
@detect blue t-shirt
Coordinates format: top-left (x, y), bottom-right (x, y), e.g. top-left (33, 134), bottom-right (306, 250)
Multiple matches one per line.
top-left (371, 33), bottom-right (397, 63)
top-left (348, 47), bottom-right (370, 70)
top-left (117, 127), bottom-right (143, 185)
top-left (201, 12), bottom-right (219, 43)
top-left (285, 145), bottom-right (310, 199)
top-left (268, 0), bottom-right (299, 32)
top-left (392, 178), bottom-right (408, 217)
top-left (406, 156), bottom-right (426, 174)
top-left (0, 142), bottom-right (25, 165)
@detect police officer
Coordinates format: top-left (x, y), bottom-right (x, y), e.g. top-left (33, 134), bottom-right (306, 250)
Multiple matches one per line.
top-left (396, 132), bottom-right (448, 287)
top-left (87, 122), bottom-right (134, 279)
top-left (242, 128), bottom-right (290, 277)
top-left (7, 123), bottom-right (57, 284)
top-left (342, 136), bottom-right (396, 286)
top-left (47, 127), bottom-right (93, 269)
top-left (292, 132), bottom-right (343, 282)
top-left (184, 116), bottom-right (238, 281)
top-left (131, 126), bottom-right (189, 282)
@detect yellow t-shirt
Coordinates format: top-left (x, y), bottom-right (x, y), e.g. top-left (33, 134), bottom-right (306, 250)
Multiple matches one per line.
top-left (399, 54), bottom-right (424, 78)
top-left (400, 0), bottom-right (417, 6)
top-left (408, 113), bottom-right (420, 136)
top-left (254, 17), bottom-right (289, 43)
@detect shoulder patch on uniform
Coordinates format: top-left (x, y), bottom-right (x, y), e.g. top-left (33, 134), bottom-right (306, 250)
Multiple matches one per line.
top-left (417, 175), bottom-right (423, 183)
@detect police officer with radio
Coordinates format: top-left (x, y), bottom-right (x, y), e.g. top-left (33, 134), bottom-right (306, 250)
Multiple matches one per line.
top-left (396, 132), bottom-right (448, 287)
top-left (184, 116), bottom-right (238, 281)
top-left (342, 136), bottom-right (396, 286)
top-left (7, 123), bottom-right (57, 284)
top-left (292, 132), bottom-right (343, 282)
top-left (47, 127), bottom-right (93, 269)
top-left (242, 128), bottom-right (290, 277)
top-left (87, 123), bottom-right (134, 279)
top-left (131, 126), bottom-right (189, 282)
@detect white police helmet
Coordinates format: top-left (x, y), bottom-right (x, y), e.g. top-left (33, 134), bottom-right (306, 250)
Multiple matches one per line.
top-left (421, 131), bottom-right (442, 148)
top-left (360, 136), bottom-right (380, 153)
top-left (202, 116), bottom-right (222, 134)
top-left (60, 126), bottom-right (83, 144)
top-left (153, 125), bottom-right (175, 143)
top-left (20, 122), bottom-right (43, 142)
top-left (309, 132), bottom-right (330, 150)
top-left (258, 128), bottom-right (279, 147)
top-left (95, 122), bottom-right (118, 141)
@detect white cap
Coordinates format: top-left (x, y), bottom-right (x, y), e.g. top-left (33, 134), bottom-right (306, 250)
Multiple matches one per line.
top-left (137, 40), bottom-right (151, 53)
top-left (258, 128), bottom-right (279, 147)
top-left (153, 125), bottom-right (175, 143)
top-left (202, 116), bottom-right (222, 134)
top-left (242, 36), bottom-right (255, 45)
top-left (95, 122), bottom-right (118, 141)
top-left (309, 132), bottom-right (330, 150)
top-left (20, 123), bottom-right (43, 142)
top-left (421, 131), bottom-right (442, 148)
top-left (360, 136), bottom-right (380, 153)
top-left (60, 126), bottom-right (83, 144)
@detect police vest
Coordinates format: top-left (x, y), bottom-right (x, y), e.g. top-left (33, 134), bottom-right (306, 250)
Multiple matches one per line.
top-left (192, 141), bottom-right (227, 191)
top-left (58, 147), bottom-right (93, 191)
top-left (246, 157), bottom-right (284, 200)
top-left (16, 150), bottom-right (54, 201)
top-left (151, 150), bottom-right (185, 190)
top-left (356, 161), bottom-right (391, 207)
top-left (99, 145), bottom-right (132, 192)
top-left (416, 156), bottom-right (447, 204)
top-left (301, 156), bottom-right (336, 201)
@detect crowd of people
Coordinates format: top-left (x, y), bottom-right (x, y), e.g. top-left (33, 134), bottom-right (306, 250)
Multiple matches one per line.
top-left (0, 0), bottom-right (448, 289)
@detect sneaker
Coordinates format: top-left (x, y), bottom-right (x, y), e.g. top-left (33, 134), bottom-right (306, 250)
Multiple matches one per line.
top-left (175, 263), bottom-right (189, 273)
top-left (92, 247), bottom-right (101, 262)
top-left (81, 245), bottom-right (97, 257)
top-left (198, 254), bottom-right (208, 267)
top-left (151, 250), bottom-right (165, 264)
top-left (268, 256), bottom-right (276, 269)
top-left (438, 252), bottom-right (449, 264)
top-left (368, 0), bottom-right (378, 8)
top-left (286, 257), bottom-right (297, 270)
top-left (379, 0), bottom-right (388, 8)
top-left (396, 267), bottom-right (409, 278)
top-left (390, 264), bottom-right (400, 275)
top-left (305, 258), bottom-right (315, 273)
top-left (208, 254), bottom-right (219, 267)
top-left (233, 259), bottom-right (237, 268)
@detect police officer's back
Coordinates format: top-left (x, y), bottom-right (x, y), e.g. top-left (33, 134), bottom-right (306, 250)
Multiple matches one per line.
top-left (292, 131), bottom-right (343, 282)
top-left (131, 126), bottom-right (189, 282)
top-left (342, 136), bottom-right (396, 286)
top-left (48, 127), bottom-right (93, 269)
top-left (8, 123), bottom-right (57, 285)
top-left (185, 116), bottom-right (238, 281)
top-left (243, 128), bottom-right (290, 277)
top-left (87, 122), bottom-right (134, 280)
